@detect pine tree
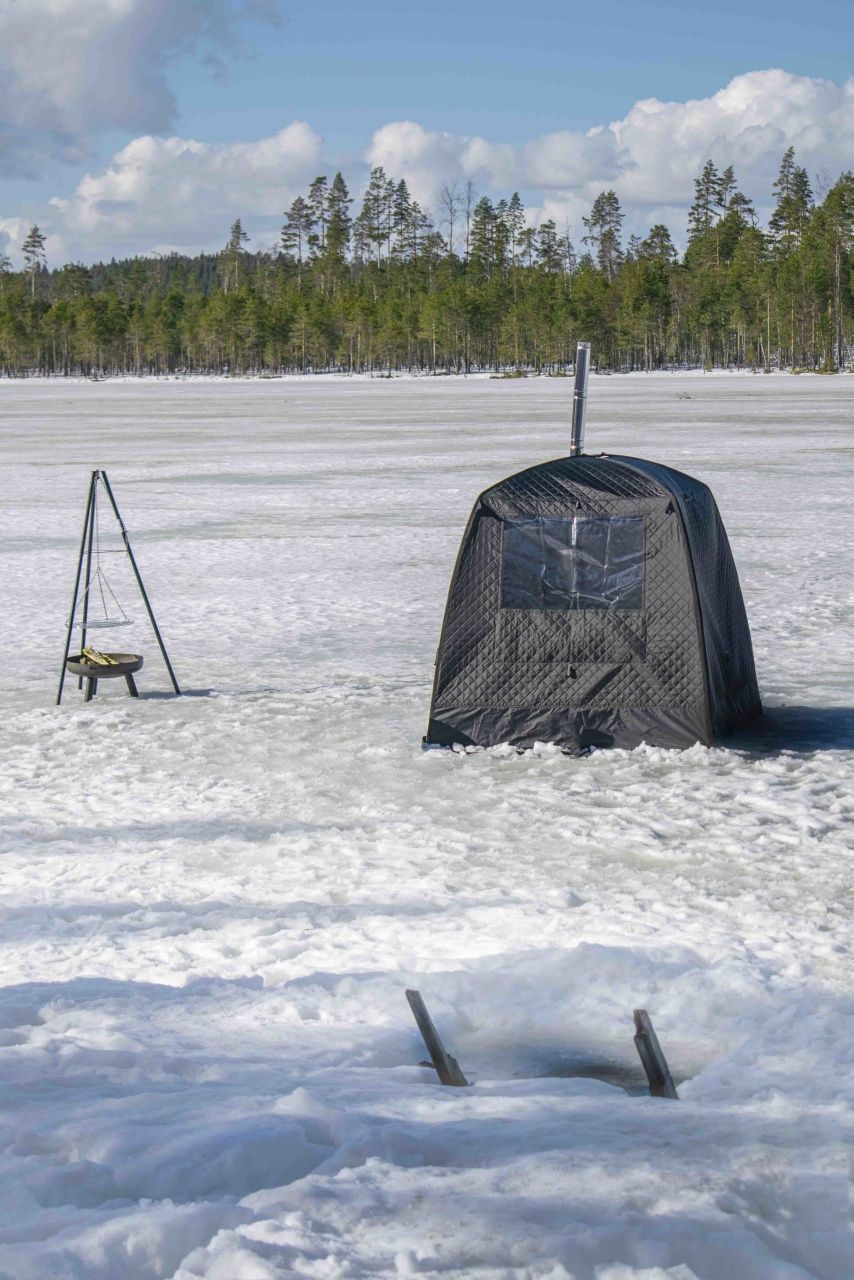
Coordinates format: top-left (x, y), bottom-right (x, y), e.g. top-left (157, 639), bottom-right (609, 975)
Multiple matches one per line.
top-left (57, 263), bottom-right (92, 299)
top-left (537, 220), bottom-right (561, 273)
top-left (711, 165), bottom-right (757, 265)
top-left (504, 193), bottom-right (525, 268)
top-left (769, 148), bottom-right (813, 253)
top-left (359, 167), bottom-right (393, 266)
top-left (281, 197), bottom-right (313, 288)
top-left (728, 191), bottom-right (756, 224)
top-left (469, 198), bottom-right (496, 275)
top-left (325, 173), bottom-right (352, 263)
top-left (409, 202), bottom-right (433, 262)
top-left (718, 165), bottom-right (738, 213)
top-left (688, 161), bottom-right (722, 241)
top-left (221, 219), bottom-right (249, 293)
top-left (494, 199), bottom-right (511, 273)
top-left (352, 206), bottom-right (371, 264)
top-left (22, 225), bottom-right (47, 300)
top-left (0, 155), bottom-right (851, 376)
top-left (639, 224), bottom-right (677, 262)
top-left (774, 147), bottom-right (797, 202)
top-left (517, 227), bottom-right (536, 268)
top-left (392, 180), bottom-right (414, 259)
top-left (582, 191), bottom-right (623, 281)
top-left (558, 227), bottom-right (576, 280)
top-left (307, 176), bottom-right (329, 255)
top-left (820, 172), bottom-right (854, 369)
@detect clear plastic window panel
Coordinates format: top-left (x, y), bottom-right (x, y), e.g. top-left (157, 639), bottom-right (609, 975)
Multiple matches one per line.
top-left (501, 516), bottom-right (645, 610)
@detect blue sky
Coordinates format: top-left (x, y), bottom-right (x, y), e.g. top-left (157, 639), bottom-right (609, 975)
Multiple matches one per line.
top-left (1, 0), bottom-right (852, 263)
top-left (176, 0), bottom-right (853, 144)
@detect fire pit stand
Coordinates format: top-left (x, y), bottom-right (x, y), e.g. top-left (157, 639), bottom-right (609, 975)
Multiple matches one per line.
top-left (65, 653), bottom-right (143, 702)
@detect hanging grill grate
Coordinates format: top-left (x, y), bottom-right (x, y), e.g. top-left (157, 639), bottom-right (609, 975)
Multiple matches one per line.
top-left (76, 567), bottom-right (132, 628)
top-left (71, 480), bottom-right (134, 631)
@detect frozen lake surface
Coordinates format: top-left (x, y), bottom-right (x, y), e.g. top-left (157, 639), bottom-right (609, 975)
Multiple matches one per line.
top-left (0, 374), bottom-right (851, 1279)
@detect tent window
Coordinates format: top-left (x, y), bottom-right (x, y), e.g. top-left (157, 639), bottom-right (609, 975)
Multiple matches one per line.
top-left (501, 516), bottom-right (645, 610)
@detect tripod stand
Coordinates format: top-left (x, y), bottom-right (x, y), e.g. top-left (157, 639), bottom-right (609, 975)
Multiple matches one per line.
top-left (57, 470), bottom-right (181, 705)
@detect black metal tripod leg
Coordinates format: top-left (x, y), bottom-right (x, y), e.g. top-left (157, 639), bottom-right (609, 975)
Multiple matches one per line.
top-left (100, 471), bottom-right (181, 696)
top-left (84, 678), bottom-right (97, 702)
top-left (79, 475), bottom-right (98, 690)
top-left (57, 471), bottom-right (97, 706)
top-left (125, 674), bottom-right (139, 698)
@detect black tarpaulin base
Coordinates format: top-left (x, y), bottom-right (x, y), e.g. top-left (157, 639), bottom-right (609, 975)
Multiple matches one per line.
top-left (426, 705), bottom-right (713, 754)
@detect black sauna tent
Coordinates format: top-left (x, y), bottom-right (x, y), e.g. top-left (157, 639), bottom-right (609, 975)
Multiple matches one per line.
top-left (426, 363), bottom-right (761, 753)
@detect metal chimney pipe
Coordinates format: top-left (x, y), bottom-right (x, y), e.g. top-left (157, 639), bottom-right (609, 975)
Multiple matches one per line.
top-left (570, 341), bottom-right (591, 456)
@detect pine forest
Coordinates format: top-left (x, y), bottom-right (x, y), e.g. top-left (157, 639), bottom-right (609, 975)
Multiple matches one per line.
top-left (1, 150), bottom-right (852, 376)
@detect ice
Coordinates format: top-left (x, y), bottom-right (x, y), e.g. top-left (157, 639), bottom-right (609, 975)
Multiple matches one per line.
top-left (0, 373), bottom-right (851, 1279)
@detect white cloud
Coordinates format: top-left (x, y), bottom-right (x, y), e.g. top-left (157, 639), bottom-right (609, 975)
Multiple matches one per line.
top-left (45, 124), bottom-right (323, 259)
top-left (366, 71), bottom-right (854, 216)
top-left (3, 70), bottom-right (853, 264)
top-left (364, 122), bottom-right (515, 209)
top-left (0, 0), bottom-right (278, 175)
top-left (604, 70), bottom-right (854, 204)
top-left (523, 127), bottom-right (623, 190)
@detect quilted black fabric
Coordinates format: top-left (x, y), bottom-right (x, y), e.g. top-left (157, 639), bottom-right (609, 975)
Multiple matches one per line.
top-left (426, 453), bottom-right (761, 752)
top-left (610, 456), bottom-right (762, 737)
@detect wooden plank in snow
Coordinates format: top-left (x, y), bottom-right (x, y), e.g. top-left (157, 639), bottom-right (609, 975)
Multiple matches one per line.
top-left (633, 1009), bottom-right (679, 1099)
top-left (406, 989), bottom-right (469, 1087)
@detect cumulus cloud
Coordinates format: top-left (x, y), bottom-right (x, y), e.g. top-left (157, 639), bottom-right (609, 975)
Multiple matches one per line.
top-left (603, 69), bottom-right (854, 204)
top-left (523, 127), bottom-right (623, 191)
top-left (3, 70), bottom-right (853, 264)
top-left (365, 122), bottom-right (515, 208)
top-left (367, 71), bottom-right (854, 219)
top-left (46, 124), bottom-right (323, 259)
top-left (0, 0), bottom-right (279, 175)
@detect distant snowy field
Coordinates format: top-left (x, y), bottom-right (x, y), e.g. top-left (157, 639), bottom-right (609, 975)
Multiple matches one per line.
top-left (0, 374), bottom-right (851, 1280)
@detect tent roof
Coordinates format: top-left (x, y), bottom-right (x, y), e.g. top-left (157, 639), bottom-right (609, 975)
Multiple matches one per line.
top-left (480, 453), bottom-right (707, 513)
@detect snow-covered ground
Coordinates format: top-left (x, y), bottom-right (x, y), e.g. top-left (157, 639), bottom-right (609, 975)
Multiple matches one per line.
top-left (0, 374), bottom-right (851, 1280)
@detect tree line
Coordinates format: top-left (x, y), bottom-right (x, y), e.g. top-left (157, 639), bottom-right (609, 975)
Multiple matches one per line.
top-left (1, 148), bottom-right (852, 376)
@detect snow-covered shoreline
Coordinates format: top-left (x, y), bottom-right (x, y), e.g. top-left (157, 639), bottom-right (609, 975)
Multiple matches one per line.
top-left (2, 366), bottom-right (852, 387)
top-left (0, 375), bottom-right (851, 1279)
